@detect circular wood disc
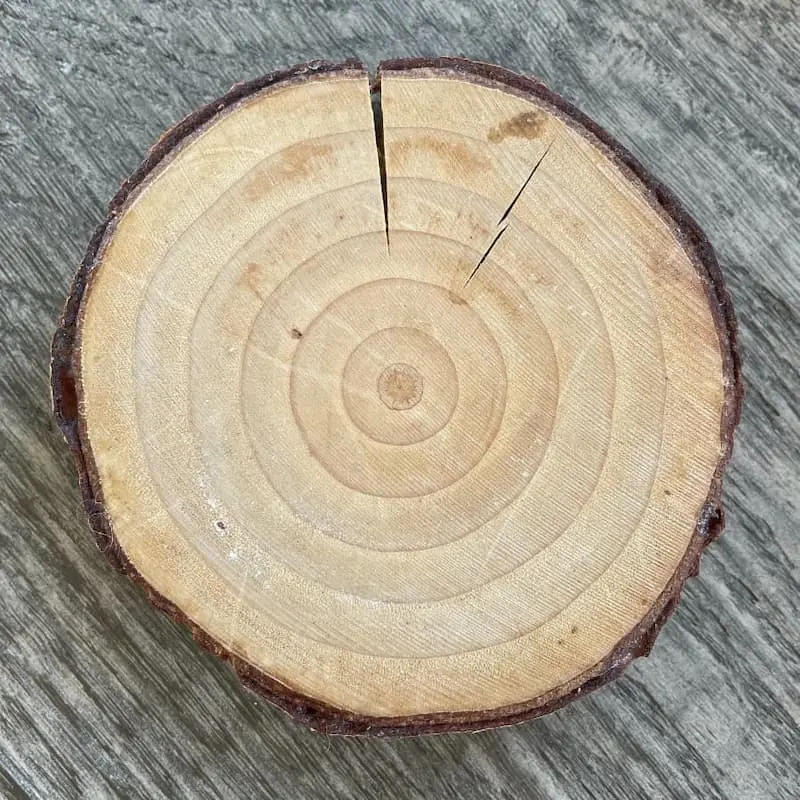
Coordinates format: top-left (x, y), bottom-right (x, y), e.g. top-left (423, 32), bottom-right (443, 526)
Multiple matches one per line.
top-left (52, 59), bottom-right (742, 735)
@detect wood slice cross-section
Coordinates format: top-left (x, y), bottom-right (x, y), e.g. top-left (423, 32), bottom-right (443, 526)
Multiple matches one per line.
top-left (51, 58), bottom-right (742, 736)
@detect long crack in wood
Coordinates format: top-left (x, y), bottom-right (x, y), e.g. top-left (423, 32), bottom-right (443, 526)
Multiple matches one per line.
top-left (370, 79), bottom-right (390, 252)
top-left (464, 141), bottom-right (553, 287)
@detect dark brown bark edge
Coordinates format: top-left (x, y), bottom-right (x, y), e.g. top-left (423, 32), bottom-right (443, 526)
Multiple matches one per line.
top-left (51, 57), bottom-right (743, 737)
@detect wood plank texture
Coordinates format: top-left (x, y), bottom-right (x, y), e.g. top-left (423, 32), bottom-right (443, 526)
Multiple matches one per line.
top-left (1, 1), bottom-right (797, 797)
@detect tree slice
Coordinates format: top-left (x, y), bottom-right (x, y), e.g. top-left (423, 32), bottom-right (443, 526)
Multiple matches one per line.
top-left (51, 58), bottom-right (742, 735)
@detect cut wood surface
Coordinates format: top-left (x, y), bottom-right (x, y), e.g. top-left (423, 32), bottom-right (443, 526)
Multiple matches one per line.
top-left (2, 0), bottom-right (798, 796)
top-left (52, 58), bottom-right (740, 733)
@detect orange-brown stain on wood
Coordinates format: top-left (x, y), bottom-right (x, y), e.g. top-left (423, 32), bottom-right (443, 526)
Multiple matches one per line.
top-left (239, 261), bottom-right (266, 300)
top-left (243, 142), bottom-right (334, 201)
top-left (389, 135), bottom-right (489, 174)
top-left (488, 111), bottom-right (546, 143)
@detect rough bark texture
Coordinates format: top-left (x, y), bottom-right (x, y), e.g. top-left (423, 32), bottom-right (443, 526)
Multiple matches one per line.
top-left (51, 57), bottom-right (741, 736)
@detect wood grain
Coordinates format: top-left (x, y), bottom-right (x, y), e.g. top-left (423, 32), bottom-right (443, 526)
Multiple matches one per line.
top-left (1, 0), bottom-right (797, 796)
top-left (53, 58), bottom-right (739, 732)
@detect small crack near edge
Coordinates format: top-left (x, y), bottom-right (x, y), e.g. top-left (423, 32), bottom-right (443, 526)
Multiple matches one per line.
top-left (463, 139), bottom-right (554, 288)
top-left (370, 71), bottom-right (390, 253)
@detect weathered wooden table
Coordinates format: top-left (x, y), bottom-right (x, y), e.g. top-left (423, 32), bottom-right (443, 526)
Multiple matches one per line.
top-left (1, 2), bottom-right (797, 797)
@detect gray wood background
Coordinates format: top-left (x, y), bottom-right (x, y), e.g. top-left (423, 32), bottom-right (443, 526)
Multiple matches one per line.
top-left (1, 1), bottom-right (797, 797)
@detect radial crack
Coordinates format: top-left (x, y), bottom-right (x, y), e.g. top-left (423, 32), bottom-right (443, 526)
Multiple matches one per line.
top-left (370, 77), bottom-right (390, 251)
top-left (497, 140), bottom-right (553, 226)
top-left (464, 224), bottom-right (508, 287)
top-left (463, 140), bottom-right (553, 289)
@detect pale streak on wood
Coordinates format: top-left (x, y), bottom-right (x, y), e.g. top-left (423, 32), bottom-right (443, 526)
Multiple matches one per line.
top-left (0, 0), bottom-right (797, 797)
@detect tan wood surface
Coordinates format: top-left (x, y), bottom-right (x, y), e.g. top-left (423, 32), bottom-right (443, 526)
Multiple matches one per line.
top-left (69, 62), bottom-right (732, 726)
